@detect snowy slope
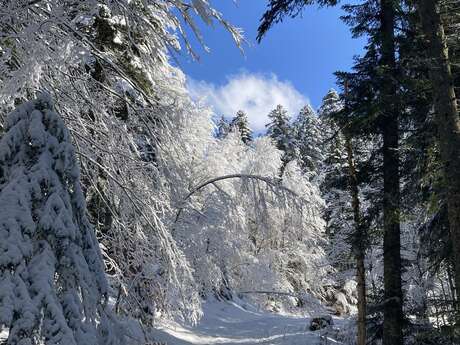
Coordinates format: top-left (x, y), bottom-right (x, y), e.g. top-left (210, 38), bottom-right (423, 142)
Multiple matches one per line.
top-left (149, 299), bottom-right (344, 345)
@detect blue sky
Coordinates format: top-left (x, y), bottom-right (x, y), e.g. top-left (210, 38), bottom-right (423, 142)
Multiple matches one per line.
top-left (177, 1), bottom-right (365, 131)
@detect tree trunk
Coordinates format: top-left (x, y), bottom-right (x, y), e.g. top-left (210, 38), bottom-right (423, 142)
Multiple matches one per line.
top-left (344, 134), bottom-right (366, 345)
top-left (380, 1), bottom-right (404, 344)
top-left (417, 0), bottom-right (460, 335)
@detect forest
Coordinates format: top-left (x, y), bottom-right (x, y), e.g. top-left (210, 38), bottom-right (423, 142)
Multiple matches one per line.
top-left (0, 0), bottom-right (459, 344)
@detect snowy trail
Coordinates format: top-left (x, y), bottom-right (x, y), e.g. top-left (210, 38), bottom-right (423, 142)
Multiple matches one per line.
top-left (149, 300), bottom-right (343, 345)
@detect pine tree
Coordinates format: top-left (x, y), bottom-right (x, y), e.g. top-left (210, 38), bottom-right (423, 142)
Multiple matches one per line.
top-left (230, 110), bottom-right (253, 145)
top-left (265, 105), bottom-right (295, 176)
top-left (259, 2), bottom-right (404, 343)
top-left (318, 90), bottom-right (349, 239)
top-left (292, 104), bottom-right (324, 176)
top-left (318, 89), bottom-right (343, 117)
top-left (379, 2), bottom-right (404, 343)
top-left (0, 95), bottom-right (122, 345)
top-left (416, 0), bottom-right (460, 333)
top-left (216, 115), bottom-right (231, 139)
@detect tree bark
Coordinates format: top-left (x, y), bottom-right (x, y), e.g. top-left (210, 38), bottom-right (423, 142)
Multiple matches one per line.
top-left (417, 0), bottom-right (460, 334)
top-left (380, 1), bottom-right (404, 344)
top-left (344, 134), bottom-right (366, 345)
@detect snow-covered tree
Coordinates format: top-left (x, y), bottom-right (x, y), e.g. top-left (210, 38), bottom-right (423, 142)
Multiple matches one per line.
top-left (316, 89), bottom-right (356, 281)
top-left (230, 110), bottom-right (253, 144)
top-left (0, 95), bottom-right (122, 345)
top-left (319, 89), bottom-right (343, 118)
top-left (265, 105), bottom-right (295, 176)
top-left (0, 0), bottom-right (245, 324)
top-left (160, 105), bottom-right (331, 312)
top-left (216, 115), bottom-right (231, 139)
top-left (292, 104), bottom-right (324, 177)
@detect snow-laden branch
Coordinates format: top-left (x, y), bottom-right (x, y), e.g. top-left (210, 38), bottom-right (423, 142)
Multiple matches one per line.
top-left (184, 174), bottom-right (301, 201)
top-left (237, 290), bottom-right (306, 299)
top-left (174, 173), bottom-right (303, 223)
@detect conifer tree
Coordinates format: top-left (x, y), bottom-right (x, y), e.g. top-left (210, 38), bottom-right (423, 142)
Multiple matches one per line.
top-left (259, 2), bottom-right (403, 344)
top-left (292, 104), bottom-right (324, 175)
top-left (318, 90), bottom-right (349, 239)
top-left (319, 87), bottom-right (370, 345)
top-left (265, 105), bottom-right (295, 176)
top-left (230, 110), bottom-right (253, 145)
top-left (319, 89), bottom-right (342, 117)
top-left (416, 1), bottom-right (460, 333)
top-left (0, 95), bottom-right (122, 345)
top-left (379, 3), bottom-right (404, 343)
top-left (216, 115), bottom-right (231, 139)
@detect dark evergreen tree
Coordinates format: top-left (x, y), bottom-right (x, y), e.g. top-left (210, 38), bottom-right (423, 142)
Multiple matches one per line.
top-left (416, 1), bottom-right (460, 334)
top-left (259, 1), bottom-right (404, 344)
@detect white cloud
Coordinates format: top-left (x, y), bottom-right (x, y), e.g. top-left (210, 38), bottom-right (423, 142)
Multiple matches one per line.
top-left (187, 72), bottom-right (309, 132)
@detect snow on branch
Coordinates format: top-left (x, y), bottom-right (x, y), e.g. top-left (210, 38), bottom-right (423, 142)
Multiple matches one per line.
top-left (174, 173), bottom-right (304, 223)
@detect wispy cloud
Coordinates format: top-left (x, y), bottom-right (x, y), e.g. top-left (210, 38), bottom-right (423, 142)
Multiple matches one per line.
top-left (187, 72), bottom-right (309, 132)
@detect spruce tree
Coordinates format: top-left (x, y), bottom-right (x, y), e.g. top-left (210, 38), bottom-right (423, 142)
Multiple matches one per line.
top-left (0, 95), bottom-right (122, 345)
top-left (265, 105), bottom-right (295, 176)
top-left (292, 104), bottom-right (324, 175)
top-left (260, 2), bottom-right (403, 344)
top-left (216, 115), bottom-right (231, 139)
top-left (379, 2), bottom-right (403, 343)
top-left (258, 0), bottom-right (460, 341)
top-left (416, 0), bottom-right (460, 333)
top-left (319, 89), bottom-right (342, 117)
top-left (230, 110), bottom-right (253, 145)
top-left (318, 90), bottom-right (349, 240)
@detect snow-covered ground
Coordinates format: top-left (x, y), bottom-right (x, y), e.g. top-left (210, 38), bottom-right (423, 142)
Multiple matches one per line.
top-left (0, 299), bottom-right (346, 344)
top-left (149, 299), bottom-right (345, 345)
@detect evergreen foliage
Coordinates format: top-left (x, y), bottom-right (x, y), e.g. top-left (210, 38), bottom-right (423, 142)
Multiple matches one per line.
top-left (0, 95), bottom-right (122, 345)
top-left (216, 116), bottom-right (231, 140)
top-left (230, 110), bottom-right (253, 144)
top-left (292, 104), bottom-right (324, 176)
top-left (0, 0), bottom-right (459, 343)
top-left (265, 105), bottom-right (295, 176)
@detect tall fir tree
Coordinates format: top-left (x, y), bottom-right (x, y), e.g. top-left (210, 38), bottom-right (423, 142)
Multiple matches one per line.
top-left (216, 115), bottom-right (231, 139)
top-left (318, 90), bottom-right (349, 242)
top-left (259, 1), bottom-right (412, 343)
top-left (416, 1), bottom-right (460, 333)
top-left (265, 105), bottom-right (295, 176)
top-left (379, 3), bottom-right (404, 343)
top-left (319, 89), bottom-right (343, 117)
top-left (230, 110), bottom-right (253, 145)
top-left (292, 104), bottom-right (324, 176)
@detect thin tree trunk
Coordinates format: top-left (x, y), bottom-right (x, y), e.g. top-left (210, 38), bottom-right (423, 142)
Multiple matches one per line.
top-left (417, 0), bottom-right (460, 335)
top-left (380, 1), bottom-right (404, 344)
top-left (440, 274), bottom-right (450, 322)
top-left (448, 263), bottom-right (457, 308)
top-left (344, 134), bottom-right (366, 345)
